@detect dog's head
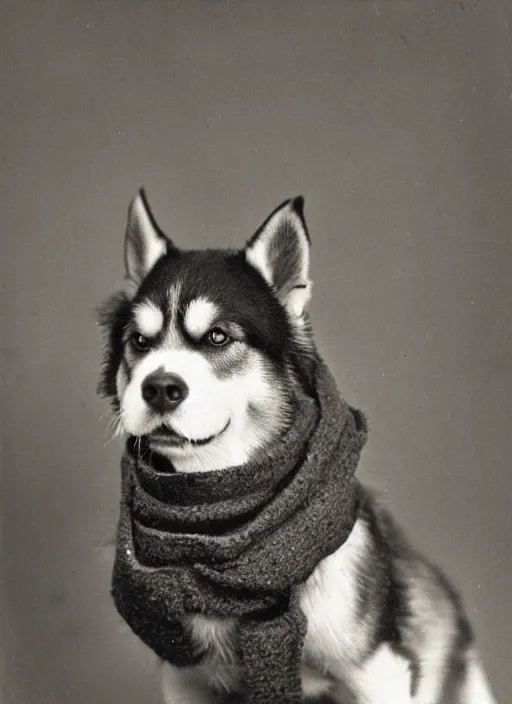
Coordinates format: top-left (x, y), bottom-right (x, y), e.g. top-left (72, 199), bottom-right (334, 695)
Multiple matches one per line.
top-left (98, 191), bottom-right (316, 472)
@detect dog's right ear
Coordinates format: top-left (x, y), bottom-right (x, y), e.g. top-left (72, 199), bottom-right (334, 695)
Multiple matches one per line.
top-left (124, 189), bottom-right (173, 292)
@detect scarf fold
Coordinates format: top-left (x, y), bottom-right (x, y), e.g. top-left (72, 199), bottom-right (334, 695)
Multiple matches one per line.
top-left (112, 359), bottom-right (368, 703)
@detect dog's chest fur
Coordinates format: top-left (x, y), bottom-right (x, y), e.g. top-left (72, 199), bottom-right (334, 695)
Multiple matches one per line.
top-left (178, 502), bottom-right (487, 704)
top-left (185, 517), bottom-right (371, 700)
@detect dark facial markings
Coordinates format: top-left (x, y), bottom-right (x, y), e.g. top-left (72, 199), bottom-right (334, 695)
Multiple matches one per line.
top-left (207, 340), bottom-right (250, 380)
top-left (98, 245), bottom-right (308, 408)
top-left (120, 291), bottom-right (251, 383)
top-left (134, 250), bottom-right (293, 360)
top-left (120, 356), bottom-right (133, 386)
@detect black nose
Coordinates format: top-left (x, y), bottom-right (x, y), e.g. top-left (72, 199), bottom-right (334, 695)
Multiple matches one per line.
top-left (141, 371), bottom-right (189, 413)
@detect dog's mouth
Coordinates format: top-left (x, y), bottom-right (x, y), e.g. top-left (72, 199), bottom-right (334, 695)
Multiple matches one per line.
top-left (148, 420), bottom-right (230, 448)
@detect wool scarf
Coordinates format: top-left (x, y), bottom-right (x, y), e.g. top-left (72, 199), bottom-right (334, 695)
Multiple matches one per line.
top-left (111, 359), bottom-right (368, 703)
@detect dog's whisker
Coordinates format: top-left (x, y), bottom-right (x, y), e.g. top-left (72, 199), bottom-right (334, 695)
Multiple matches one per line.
top-left (103, 409), bottom-right (124, 446)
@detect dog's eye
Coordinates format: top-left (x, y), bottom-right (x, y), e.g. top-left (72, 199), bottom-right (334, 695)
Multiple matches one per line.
top-left (131, 333), bottom-right (151, 351)
top-left (207, 328), bottom-right (230, 346)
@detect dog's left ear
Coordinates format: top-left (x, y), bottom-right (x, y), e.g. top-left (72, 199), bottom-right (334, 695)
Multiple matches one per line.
top-left (245, 197), bottom-right (312, 318)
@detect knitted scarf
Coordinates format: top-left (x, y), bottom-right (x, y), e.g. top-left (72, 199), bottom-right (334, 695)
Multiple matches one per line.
top-left (111, 360), bottom-right (368, 703)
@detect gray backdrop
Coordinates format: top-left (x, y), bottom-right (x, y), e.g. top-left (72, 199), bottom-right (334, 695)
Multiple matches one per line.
top-left (1, 1), bottom-right (511, 703)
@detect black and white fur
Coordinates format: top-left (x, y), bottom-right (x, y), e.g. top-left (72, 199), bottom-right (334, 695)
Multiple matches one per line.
top-left (99, 191), bottom-right (496, 704)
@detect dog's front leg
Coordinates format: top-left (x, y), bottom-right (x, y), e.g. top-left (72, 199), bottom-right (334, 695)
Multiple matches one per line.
top-left (161, 662), bottom-right (218, 704)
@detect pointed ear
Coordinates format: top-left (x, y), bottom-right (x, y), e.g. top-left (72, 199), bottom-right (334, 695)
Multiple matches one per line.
top-left (124, 189), bottom-right (171, 289)
top-left (245, 196), bottom-right (312, 317)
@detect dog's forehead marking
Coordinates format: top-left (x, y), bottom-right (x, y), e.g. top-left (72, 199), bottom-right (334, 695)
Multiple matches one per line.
top-left (168, 282), bottom-right (181, 316)
top-left (161, 281), bottom-right (184, 344)
top-left (184, 298), bottom-right (219, 339)
top-left (133, 301), bottom-right (164, 337)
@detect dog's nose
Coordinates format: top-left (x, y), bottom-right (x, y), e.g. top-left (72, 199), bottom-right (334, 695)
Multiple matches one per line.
top-left (141, 371), bottom-right (189, 413)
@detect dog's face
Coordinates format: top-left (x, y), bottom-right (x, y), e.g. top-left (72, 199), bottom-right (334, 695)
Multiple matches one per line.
top-left (99, 191), bottom-right (314, 472)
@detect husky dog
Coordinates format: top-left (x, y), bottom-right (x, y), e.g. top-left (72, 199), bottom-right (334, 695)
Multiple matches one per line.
top-left (98, 191), bottom-right (496, 704)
